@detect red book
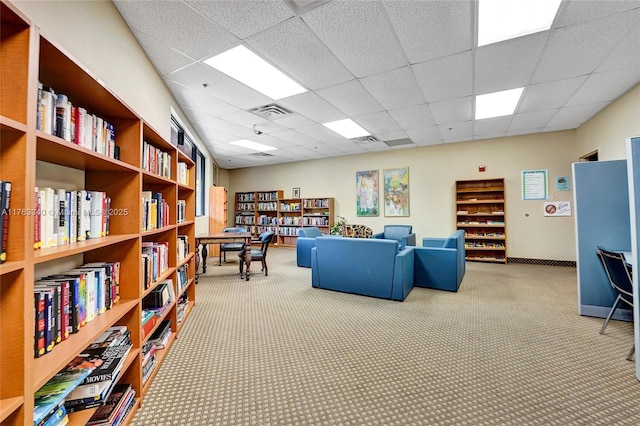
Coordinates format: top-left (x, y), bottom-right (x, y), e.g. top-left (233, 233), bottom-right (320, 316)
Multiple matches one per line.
top-left (34, 290), bottom-right (46, 357)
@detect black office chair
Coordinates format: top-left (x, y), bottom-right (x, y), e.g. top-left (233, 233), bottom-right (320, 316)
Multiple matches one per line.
top-left (219, 227), bottom-right (247, 265)
top-left (596, 245), bottom-right (635, 361)
top-left (239, 231), bottom-right (275, 281)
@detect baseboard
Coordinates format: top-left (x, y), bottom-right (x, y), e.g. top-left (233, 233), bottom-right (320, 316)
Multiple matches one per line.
top-left (507, 257), bottom-right (576, 267)
top-left (580, 304), bottom-right (633, 322)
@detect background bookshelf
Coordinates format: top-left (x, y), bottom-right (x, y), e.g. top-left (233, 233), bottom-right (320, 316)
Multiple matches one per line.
top-left (455, 178), bottom-right (506, 263)
top-left (0, 2), bottom-right (196, 424)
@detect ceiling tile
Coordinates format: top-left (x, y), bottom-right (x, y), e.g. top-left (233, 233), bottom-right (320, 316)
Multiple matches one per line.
top-left (296, 123), bottom-right (349, 144)
top-left (277, 92), bottom-right (345, 124)
top-left (429, 97), bottom-right (473, 124)
top-left (517, 76), bottom-right (587, 113)
top-left (383, 0), bottom-right (473, 63)
top-left (474, 33), bottom-right (547, 95)
top-left (413, 52), bottom-right (472, 102)
top-left (316, 80), bottom-right (383, 116)
top-left (270, 114), bottom-right (317, 129)
top-left (554, 0), bottom-right (640, 27)
top-left (247, 17), bottom-right (353, 91)
top-left (165, 80), bottom-right (240, 117)
top-left (186, 0), bottom-right (294, 39)
top-left (596, 23), bottom-right (640, 72)
top-left (302, 1), bottom-right (407, 77)
top-left (440, 121), bottom-right (473, 143)
top-left (360, 66), bottom-right (426, 110)
top-left (545, 101), bottom-right (611, 128)
top-left (388, 104), bottom-right (437, 130)
top-left (271, 129), bottom-right (325, 146)
top-left (133, 31), bottom-right (196, 76)
top-left (165, 62), bottom-right (272, 110)
top-left (114, 0), bottom-right (238, 60)
top-left (532, 10), bottom-right (639, 83)
top-left (406, 125), bottom-right (443, 146)
top-left (474, 116), bottom-right (512, 137)
top-left (354, 111), bottom-right (401, 135)
top-left (509, 110), bottom-right (558, 132)
top-left (219, 110), bottom-right (289, 134)
top-left (567, 67), bottom-right (640, 106)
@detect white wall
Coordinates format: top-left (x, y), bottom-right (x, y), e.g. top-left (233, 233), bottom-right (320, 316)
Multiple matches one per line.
top-left (14, 0), bottom-right (214, 234)
top-left (230, 130), bottom-right (578, 261)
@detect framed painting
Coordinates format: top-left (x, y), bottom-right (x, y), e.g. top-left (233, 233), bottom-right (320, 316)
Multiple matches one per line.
top-left (383, 167), bottom-right (409, 217)
top-left (356, 170), bottom-right (379, 216)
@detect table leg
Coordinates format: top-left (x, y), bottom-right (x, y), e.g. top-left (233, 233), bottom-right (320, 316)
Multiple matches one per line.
top-left (202, 243), bottom-right (208, 274)
top-left (195, 242), bottom-right (201, 284)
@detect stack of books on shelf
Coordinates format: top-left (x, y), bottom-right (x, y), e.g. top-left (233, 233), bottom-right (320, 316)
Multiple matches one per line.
top-left (142, 141), bottom-right (171, 179)
top-left (141, 341), bottom-right (157, 386)
top-left (148, 319), bottom-right (171, 350)
top-left (141, 191), bottom-right (169, 231)
top-left (177, 162), bottom-right (189, 185)
top-left (257, 201), bottom-right (277, 211)
top-left (34, 188), bottom-right (111, 249)
top-left (257, 215), bottom-right (278, 225)
top-left (177, 235), bottom-right (189, 262)
top-left (303, 216), bottom-right (329, 226)
top-left (236, 202), bottom-right (255, 212)
top-left (177, 200), bottom-right (186, 224)
top-left (176, 293), bottom-right (188, 326)
top-left (34, 262), bottom-right (120, 358)
top-left (278, 226), bottom-right (300, 236)
top-left (85, 383), bottom-right (136, 426)
top-left (65, 327), bottom-right (132, 413)
top-left (32, 326), bottom-right (132, 425)
top-left (280, 202), bottom-right (300, 211)
top-left (176, 265), bottom-right (188, 294)
top-left (37, 82), bottom-right (118, 159)
top-left (0, 180), bottom-right (11, 263)
top-left (142, 279), bottom-right (174, 315)
top-left (141, 242), bottom-right (169, 286)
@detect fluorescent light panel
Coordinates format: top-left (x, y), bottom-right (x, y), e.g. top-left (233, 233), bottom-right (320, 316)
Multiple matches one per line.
top-left (478, 0), bottom-right (562, 46)
top-left (229, 139), bottom-right (277, 152)
top-left (204, 45), bottom-right (307, 100)
top-left (475, 87), bottom-right (524, 120)
top-left (322, 119), bottom-right (370, 139)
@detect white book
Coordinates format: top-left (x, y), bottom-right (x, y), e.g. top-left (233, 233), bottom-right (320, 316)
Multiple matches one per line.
top-left (57, 188), bottom-right (68, 245)
top-left (67, 190), bottom-right (77, 244)
top-left (88, 191), bottom-right (103, 239)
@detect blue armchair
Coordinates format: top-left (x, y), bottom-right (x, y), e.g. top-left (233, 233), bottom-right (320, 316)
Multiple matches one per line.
top-left (414, 230), bottom-right (466, 292)
top-left (372, 225), bottom-right (416, 249)
top-left (296, 227), bottom-right (325, 267)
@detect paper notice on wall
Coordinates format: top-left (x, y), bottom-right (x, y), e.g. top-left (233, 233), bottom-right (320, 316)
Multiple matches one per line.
top-left (544, 201), bottom-right (571, 217)
top-left (522, 170), bottom-right (548, 200)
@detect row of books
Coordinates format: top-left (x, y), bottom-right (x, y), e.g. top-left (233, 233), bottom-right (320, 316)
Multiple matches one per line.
top-left (142, 141), bottom-right (171, 179)
top-left (279, 216), bottom-right (302, 226)
top-left (34, 261), bottom-right (120, 358)
top-left (33, 326), bottom-right (132, 426)
top-left (279, 202), bottom-right (301, 212)
top-left (236, 193), bottom-right (255, 202)
top-left (141, 191), bottom-right (169, 231)
top-left (235, 215), bottom-right (255, 225)
top-left (236, 202), bottom-right (255, 212)
top-left (177, 162), bottom-right (189, 185)
top-left (176, 293), bottom-right (189, 327)
top-left (141, 341), bottom-right (157, 386)
top-left (303, 216), bottom-right (330, 226)
top-left (35, 188), bottom-right (111, 249)
top-left (177, 199), bottom-right (186, 224)
top-left (257, 201), bottom-right (278, 211)
top-left (37, 83), bottom-right (118, 159)
top-left (257, 215), bottom-right (279, 225)
top-left (141, 242), bottom-right (169, 290)
top-left (303, 199), bottom-right (330, 208)
top-left (176, 265), bottom-right (188, 294)
top-left (256, 192), bottom-right (279, 201)
top-left (177, 235), bottom-right (189, 262)
top-left (0, 180), bottom-right (11, 263)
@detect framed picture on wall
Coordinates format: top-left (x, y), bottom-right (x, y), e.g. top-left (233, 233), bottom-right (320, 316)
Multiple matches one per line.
top-left (293, 187), bottom-right (300, 198)
top-left (356, 170), bottom-right (379, 216)
top-left (383, 167), bottom-right (409, 217)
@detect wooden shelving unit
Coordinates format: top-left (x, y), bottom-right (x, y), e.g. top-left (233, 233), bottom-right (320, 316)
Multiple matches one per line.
top-left (208, 186), bottom-right (228, 258)
top-left (0, 1), bottom-right (197, 423)
top-left (455, 178), bottom-right (506, 263)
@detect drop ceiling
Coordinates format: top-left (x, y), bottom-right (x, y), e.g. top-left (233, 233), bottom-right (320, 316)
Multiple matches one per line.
top-left (113, 0), bottom-right (640, 169)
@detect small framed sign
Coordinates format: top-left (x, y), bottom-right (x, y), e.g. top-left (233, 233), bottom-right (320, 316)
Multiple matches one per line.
top-left (293, 187), bottom-right (300, 198)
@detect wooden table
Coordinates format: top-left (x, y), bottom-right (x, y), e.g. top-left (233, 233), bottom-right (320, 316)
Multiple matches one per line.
top-left (196, 232), bottom-right (253, 282)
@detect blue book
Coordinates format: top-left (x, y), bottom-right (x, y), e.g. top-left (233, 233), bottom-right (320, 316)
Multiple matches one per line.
top-left (33, 367), bottom-right (92, 425)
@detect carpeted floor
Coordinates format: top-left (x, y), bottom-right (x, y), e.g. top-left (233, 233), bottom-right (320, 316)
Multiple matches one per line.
top-left (131, 247), bottom-right (640, 425)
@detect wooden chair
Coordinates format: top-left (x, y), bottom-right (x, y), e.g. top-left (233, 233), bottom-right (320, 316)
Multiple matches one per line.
top-left (239, 231), bottom-right (275, 281)
top-left (219, 226), bottom-right (247, 265)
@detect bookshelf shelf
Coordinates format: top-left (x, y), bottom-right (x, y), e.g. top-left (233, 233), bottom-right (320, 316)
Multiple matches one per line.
top-left (0, 2), bottom-right (198, 423)
top-left (456, 178), bottom-right (507, 264)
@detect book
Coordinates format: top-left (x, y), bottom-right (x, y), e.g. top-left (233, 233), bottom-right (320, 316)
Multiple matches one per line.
top-left (34, 290), bottom-right (46, 357)
top-left (87, 325), bottom-right (128, 349)
top-left (40, 403), bottom-right (66, 426)
top-left (79, 339), bottom-right (132, 385)
top-left (33, 367), bottom-right (92, 426)
top-left (86, 383), bottom-right (133, 426)
top-left (0, 180), bottom-right (11, 263)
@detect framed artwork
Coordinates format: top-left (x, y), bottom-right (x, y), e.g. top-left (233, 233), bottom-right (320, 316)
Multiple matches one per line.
top-left (356, 170), bottom-right (379, 216)
top-left (293, 187), bottom-right (300, 198)
top-left (383, 167), bottom-right (409, 217)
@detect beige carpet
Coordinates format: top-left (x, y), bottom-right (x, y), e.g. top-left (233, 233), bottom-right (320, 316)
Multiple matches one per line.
top-left (131, 247), bottom-right (640, 425)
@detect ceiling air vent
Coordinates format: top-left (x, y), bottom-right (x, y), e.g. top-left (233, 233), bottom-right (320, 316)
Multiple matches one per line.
top-left (384, 138), bottom-right (414, 147)
top-left (250, 152), bottom-right (274, 158)
top-left (351, 135), bottom-right (381, 144)
top-left (248, 103), bottom-right (293, 120)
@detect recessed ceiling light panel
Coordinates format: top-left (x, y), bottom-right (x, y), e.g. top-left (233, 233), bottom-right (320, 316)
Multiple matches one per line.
top-left (322, 119), bottom-right (371, 139)
top-left (229, 139), bottom-right (277, 152)
top-left (475, 87), bottom-right (524, 120)
top-left (204, 45), bottom-right (307, 100)
top-left (478, 0), bottom-right (562, 46)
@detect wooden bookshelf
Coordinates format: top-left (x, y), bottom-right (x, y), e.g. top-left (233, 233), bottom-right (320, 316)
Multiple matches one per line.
top-left (0, 1), bottom-right (197, 423)
top-left (456, 178), bottom-right (506, 263)
top-left (208, 186), bottom-right (228, 258)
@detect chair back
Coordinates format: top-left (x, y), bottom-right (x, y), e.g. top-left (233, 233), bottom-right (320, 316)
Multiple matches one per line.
top-left (223, 226), bottom-right (247, 233)
top-left (254, 231), bottom-right (276, 259)
top-left (596, 246), bottom-right (633, 307)
top-left (383, 225), bottom-right (412, 239)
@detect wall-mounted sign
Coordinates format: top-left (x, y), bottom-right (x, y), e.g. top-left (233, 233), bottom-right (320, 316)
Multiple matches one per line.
top-left (522, 169), bottom-right (548, 200)
top-left (555, 176), bottom-right (570, 191)
top-left (544, 201), bottom-right (571, 216)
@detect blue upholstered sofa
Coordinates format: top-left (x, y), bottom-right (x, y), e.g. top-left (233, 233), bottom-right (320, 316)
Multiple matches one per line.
top-left (372, 225), bottom-right (417, 249)
top-left (311, 237), bottom-right (414, 301)
top-left (296, 227), bottom-right (326, 267)
top-left (414, 230), bottom-right (466, 292)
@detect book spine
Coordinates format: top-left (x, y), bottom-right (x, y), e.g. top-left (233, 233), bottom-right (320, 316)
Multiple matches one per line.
top-left (34, 291), bottom-right (46, 357)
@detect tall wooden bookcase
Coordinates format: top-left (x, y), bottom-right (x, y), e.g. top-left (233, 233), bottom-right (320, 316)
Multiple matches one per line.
top-left (208, 186), bottom-right (228, 257)
top-left (455, 178), bottom-right (506, 263)
top-left (0, 2), bottom-right (197, 424)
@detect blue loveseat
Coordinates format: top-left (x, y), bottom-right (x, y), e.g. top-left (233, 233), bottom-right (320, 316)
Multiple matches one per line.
top-left (372, 225), bottom-right (416, 249)
top-left (296, 227), bottom-right (327, 267)
top-left (414, 230), bottom-right (466, 292)
top-left (311, 237), bottom-right (414, 301)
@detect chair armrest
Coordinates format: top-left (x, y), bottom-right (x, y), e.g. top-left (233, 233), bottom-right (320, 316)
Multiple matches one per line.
top-left (422, 237), bottom-right (446, 248)
top-left (371, 232), bottom-right (384, 240)
top-left (392, 247), bottom-right (415, 301)
top-left (414, 247), bottom-right (462, 291)
top-left (405, 233), bottom-right (417, 247)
